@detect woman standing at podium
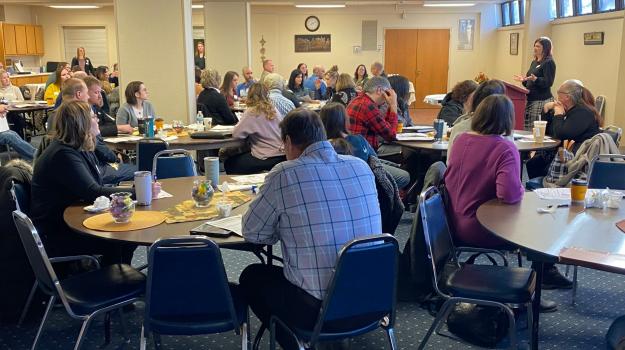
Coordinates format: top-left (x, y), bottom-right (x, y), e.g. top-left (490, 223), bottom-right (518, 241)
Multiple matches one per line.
top-left (514, 37), bottom-right (556, 131)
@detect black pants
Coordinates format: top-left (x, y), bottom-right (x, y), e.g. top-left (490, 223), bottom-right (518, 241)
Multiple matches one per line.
top-left (239, 264), bottom-right (321, 350)
top-left (7, 112), bottom-right (26, 140)
top-left (224, 152), bottom-right (285, 175)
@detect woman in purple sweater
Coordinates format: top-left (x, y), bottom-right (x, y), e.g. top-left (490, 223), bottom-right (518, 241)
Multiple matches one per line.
top-left (445, 94), bottom-right (572, 296)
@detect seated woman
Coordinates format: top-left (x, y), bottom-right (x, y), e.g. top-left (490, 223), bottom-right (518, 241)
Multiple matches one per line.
top-left (445, 94), bottom-right (571, 291)
top-left (194, 67), bottom-right (203, 98)
top-left (287, 69), bottom-right (311, 103)
top-left (525, 80), bottom-right (601, 179)
top-left (95, 66), bottom-right (113, 94)
top-left (330, 73), bottom-right (357, 107)
top-left (448, 80), bottom-right (508, 159)
top-left (31, 100), bottom-right (136, 265)
top-left (388, 75), bottom-right (414, 127)
top-left (320, 102), bottom-right (410, 189)
top-left (354, 64), bottom-right (369, 91)
top-left (437, 80), bottom-right (478, 126)
top-left (220, 71), bottom-right (239, 107)
top-left (197, 68), bottom-right (238, 125)
top-left (321, 68), bottom-right (338, 100)
top-left (44, 65), bottom-right (71, 105)
top-left (0, 69), bottom-right (28, 139)
top-left (116, 81), bottom-right (156, 128)
top-left (225, 83), bottom-right (286, 174)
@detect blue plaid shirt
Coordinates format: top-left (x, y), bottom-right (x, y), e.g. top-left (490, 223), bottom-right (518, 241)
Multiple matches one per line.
top-left (242, 141), bottom-right (382, 299)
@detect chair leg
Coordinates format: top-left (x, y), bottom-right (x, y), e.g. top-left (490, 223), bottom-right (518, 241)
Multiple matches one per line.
top-left (74, 316), bottom-right (94, 350)
top-left (418, 299), bottom-right (455, 350)
top-left (565, 264), bottom-right (571, 277)
top-left (269, 319), bottom-right (277, 350)
top-left (526, 302), bottom-right (534, 344)
top-left (18, 281), bottom-right (38, 327)
top-left (517, 250), bottom-right (523, 267)
top-left (502, 305), bottom-right (517, 350)
top-left (31, 295), bottom-right (55, 350)
top-left (139, 325), bottom-right (147, 350)
top-left (385, 327), bottom-right (398, 350)
top-left (241, 322), bottom-right (249, 350)
top-left (572, 266), bottom-right (578, 305)
top-left (252, 323), bottom-right (266, 350)
top-left (153, 333), bottom-right (162, 350)
top-left (103, 312), bottom-right (112, 346)
top-left (118, 309), bottom-right (129, 342)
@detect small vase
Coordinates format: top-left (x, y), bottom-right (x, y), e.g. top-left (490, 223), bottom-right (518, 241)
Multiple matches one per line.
top-left (192, 180), bottom-right (214, 207)
top-left (110, 192), bottom-right (135, 223)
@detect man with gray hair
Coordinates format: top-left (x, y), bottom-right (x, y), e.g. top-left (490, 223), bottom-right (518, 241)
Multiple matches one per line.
top-left (263, 73), bottom-right (295, 117)
top-left (370, 61), bottom-right (386, 77)
top-left (346, 76), bottom-right (398, 149)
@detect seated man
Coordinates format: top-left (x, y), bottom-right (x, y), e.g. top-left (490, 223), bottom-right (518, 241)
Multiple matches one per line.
top-left (0, 105), bottom-right (36, 161)
top-left (239, 109), bottom-right (382, 349)
top-left (346, 76), bottom-right (398, 150)
top-left (84, 76), bottom-right (132, 137)
top-left (303, 65), bottom-right (327, 99)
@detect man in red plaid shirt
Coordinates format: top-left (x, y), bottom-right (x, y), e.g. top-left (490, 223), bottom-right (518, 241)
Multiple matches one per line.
top-left (346, 76), bottom-right (398, 149)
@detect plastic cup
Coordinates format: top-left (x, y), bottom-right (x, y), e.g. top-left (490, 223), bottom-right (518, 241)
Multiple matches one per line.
top-left (216, 202), bottom-right (233, 217)
top-left (570, 179), bottom-right (588, 203)
top-left (396, 122), bottom-right (404, 133)
top-left (533, 120), bottom-right (547, 143)
top-left (155, 118), bottom-right (164, 131)
top-left (203, 117), bottom-right (212, 130)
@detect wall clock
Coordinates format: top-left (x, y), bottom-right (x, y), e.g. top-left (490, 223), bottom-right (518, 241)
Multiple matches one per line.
top-left (305, 16), bottom-right (320, 32)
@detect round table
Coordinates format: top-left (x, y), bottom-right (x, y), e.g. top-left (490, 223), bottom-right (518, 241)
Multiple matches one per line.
top-left (104, 134), bottom-right (244, 152)
top-left (7, 102), bottom-right (53, 137)
top-left (477, 192), bottom-right (625, 349)
top-left (395, 130), bottom-right (560, 153)
top-left (64, 176), bottom-right (251, 247)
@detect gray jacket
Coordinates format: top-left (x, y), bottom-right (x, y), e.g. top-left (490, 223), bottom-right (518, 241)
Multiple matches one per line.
top-left (116, 100), bottom-right (156, 127)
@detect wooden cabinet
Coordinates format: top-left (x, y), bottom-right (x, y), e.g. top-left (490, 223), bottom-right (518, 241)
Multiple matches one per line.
top-left (14, 25), bottom-right (27, 55)
top-left (9, 74), bottom-right (50, 87)
top-left (1, 23), bottom-right (45, 56)
top-left (3, 23), bottom-right (17, 55)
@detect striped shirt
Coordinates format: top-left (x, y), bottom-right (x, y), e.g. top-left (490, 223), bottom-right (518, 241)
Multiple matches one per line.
top-left (268, 89), bottom-right (295, 118)
top-left (242, 141), bottom-right (381, 300)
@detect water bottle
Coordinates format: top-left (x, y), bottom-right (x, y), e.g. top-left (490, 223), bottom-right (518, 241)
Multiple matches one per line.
top-left (196, 111), bottom-right (204, 131)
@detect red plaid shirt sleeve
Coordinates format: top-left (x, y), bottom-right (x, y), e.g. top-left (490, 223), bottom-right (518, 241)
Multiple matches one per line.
top-left (346, 94), bottom-right (398, 149)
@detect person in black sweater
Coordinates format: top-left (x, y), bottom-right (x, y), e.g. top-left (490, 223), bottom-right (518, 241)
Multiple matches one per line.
top-left (436, 80), bottom-right (478, 126)
top-left (197, 68), bottom-right (238, 125)
top-left (514, 37), bottom-right (556, 130)
top-left (70, 47), bottom-right (96, 76)
top-left (31, 101), bottom-right (136, 265)
top-left (526, 80), bottom-right (601, 178)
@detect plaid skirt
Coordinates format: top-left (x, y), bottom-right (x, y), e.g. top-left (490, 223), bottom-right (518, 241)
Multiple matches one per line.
top-left (524, 98), bottom-right (554, 131)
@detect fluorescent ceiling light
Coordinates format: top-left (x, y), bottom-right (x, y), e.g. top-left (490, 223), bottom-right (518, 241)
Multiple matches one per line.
top-left (48, 5), bottom-right (101, 9)
top-left (295, 4), bottom-right (346, 8)
top-left (424, 2), bottom-right (475, 7)
top-left (192, 4), bottom-right (204, 9)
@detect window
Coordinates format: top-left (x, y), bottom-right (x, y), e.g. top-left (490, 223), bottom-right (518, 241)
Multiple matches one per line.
top-left (63, 27), bottom-right (108, 67)
top-left (551, 0), bottom-right (624, 19)
top-left (500, 0), bottom-right (524, 27)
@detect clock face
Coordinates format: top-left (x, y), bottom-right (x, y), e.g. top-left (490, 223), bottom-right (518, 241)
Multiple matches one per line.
top-left (305, 16), bottom-right (320, 32)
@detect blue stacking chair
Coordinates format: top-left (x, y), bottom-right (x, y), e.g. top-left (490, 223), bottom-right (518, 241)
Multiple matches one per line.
top-left (136, 138), bottom-right (168, 172)
top-left (141, 236), bottom-right (250, 350)
top-left (418, 186), bottom-right (536, 349)
top-left (152, 149), bottom-right (197, 179)
top-left (269, 234), bottom-right (400, 350)
top-left (12, 211), bottom-right (146, 350)
top-left (588, 154), bottom-right (625, 190)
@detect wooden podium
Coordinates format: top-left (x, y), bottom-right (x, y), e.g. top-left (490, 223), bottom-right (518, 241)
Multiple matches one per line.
top-left (504, 82), bottom-right (529, 130)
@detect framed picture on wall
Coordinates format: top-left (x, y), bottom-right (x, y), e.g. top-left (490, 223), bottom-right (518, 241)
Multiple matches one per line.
top-left (510, 33), bottom-right (519, 55)
top-left (294, 34), bottom-right (331, 53)
top-left (457, 19), bottom-right (475, 50)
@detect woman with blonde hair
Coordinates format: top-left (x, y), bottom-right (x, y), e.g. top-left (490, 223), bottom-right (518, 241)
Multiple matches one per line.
top-left (32, 100), bottom-right (136, 265)
top-left (225, 83), bottom-right (286, 174)
top-left (71, 47), bottom-right (95, 75)
top-left (330, 73), bottom-right (357, 106)
top-left (197, 68), bottom-right (238, 125)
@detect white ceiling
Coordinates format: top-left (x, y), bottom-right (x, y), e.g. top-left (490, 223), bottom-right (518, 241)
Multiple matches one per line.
top-left (1, 0), bottom-right (505, 6)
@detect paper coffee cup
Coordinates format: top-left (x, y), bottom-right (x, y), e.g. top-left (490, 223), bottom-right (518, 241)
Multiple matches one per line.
top-left (204, 157), bottom-right (219, 188)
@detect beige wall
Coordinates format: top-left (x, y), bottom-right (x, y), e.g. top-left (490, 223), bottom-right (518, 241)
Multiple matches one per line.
top-left (551, 15), bottom-right (623, 126)
top-left (4, 5), bottom-right (33, 23)
top-left (204, 2), bottom-right (249, 75)
top-left (492, 27), bottom-right (526, 83)
top-left (250, 5), bottom-right (498, 90)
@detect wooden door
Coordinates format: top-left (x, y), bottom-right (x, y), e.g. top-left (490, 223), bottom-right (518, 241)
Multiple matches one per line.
top-left (3, 24), bottom-right (17, 55)
top-left (415, 29), bottom-right (450, 109)
top-left (34, 26), bottom-right (44, 55)
top-left (25, 25), bottom-right (37, 55)
top-left (15, 25), bottom-right (28, 55)
top-left (384, 28), bottom-right (450, 109)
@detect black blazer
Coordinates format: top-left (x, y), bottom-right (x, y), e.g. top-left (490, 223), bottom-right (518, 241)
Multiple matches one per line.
top-left (71, 57), bottom-right (96, 75)
top-left (93, 105), bottom-right (117, 137)
top-left (197, 88), bottom-right (238, 125)
top-left (522, 58), bottom-right (556, 102)
top-left (31, 140), bottom-right (129, 240)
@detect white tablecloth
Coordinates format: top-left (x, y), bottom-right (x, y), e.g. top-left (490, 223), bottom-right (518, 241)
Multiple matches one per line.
top-left (423, 93), bottom-right (446, 106)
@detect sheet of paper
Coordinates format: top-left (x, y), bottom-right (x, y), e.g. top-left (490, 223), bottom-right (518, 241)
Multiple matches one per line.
top-left (403, 125), bottom-right (434, 131)
top-left (155, 190), bottom-right (173, 199)
top-left (160, 136), bottom-right (178, 142)
top-left (211, 124), bottom-right (236, 132)
top-left (517, 138), bottom-right (556, 143)
top-left (230, 173), bottom-right (267, 185)
top-left (206, 215), bottom-right (243, 236)
top-left (218, 184), bottom-right (253, 192)
top-left (103, 136), bottom-right (143, 143)
top-left (534, 187), bottom-right (599, 201)
top-left (396, 133), bottom-right (434, 141)
top-left (0, 116), bottom-right (9, 133)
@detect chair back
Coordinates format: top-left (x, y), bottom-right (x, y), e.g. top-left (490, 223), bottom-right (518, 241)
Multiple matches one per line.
top-left (136, 138), bottom-right (168, 172)
top-left (419, 186), bottom-right (455, 297)
top-left (145, 236), bottom-right (240, 334)
top-left (152, 149), bottom-right (196, 179)
top-left (12, 211), bottom-right (60, 296)
top-left (10, 180), bottom-right (31, 215)
top-left (588, 154), bottom-right (625, 190)
top-left (310, 234), bottom-right (398, 343)
top-left (595, 95), bottom-right (606, 118)
top-left (604, 125), bottom-right (623, 147)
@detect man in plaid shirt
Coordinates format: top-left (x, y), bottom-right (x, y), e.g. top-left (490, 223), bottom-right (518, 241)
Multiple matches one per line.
top-left (346, 76), bottom-right (398, 149)
top-left (239, 109), bottom-right (381, 349)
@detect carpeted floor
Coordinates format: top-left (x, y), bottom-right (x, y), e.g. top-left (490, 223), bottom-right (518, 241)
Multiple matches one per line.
top-left (1, 212), bottom-right (624, 349)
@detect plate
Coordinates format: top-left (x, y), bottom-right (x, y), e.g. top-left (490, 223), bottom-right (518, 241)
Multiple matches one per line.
top-left (83, 205), bottom-right (109, 213)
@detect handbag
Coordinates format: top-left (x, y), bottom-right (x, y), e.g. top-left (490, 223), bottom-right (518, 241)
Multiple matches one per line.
top-left (447, 302), bottom-right (510, 347)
